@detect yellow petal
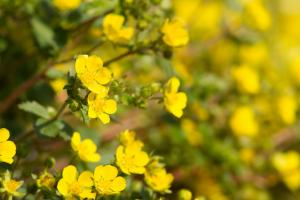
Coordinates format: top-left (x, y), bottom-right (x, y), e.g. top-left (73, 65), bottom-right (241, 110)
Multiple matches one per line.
top-left (0, 128), bottom-right (10, 142)
top-left (95, 68), bottom-right (112, 85)
top-left (103, 99), bottom-right (117, 114)
top-left (134, 151), bottom-right (150, 166)
top-left (78, 171), bottom-right (94, 187)
top-left (165, 77), bottom-right (180, 93)
top-left (57, 180), bottom-right (69, 196)
top-left (81, 153), bottom-right (101, 162)
top-left (94, 165), bottom-right (118, 181)
top-left (103, 14), bottom-right (124, 31)
top-left (0, 141), bottom-right (16, 157)
top-left (88, 105), bottom-right (97, 119)
top-left (0, 156), bottom-right (14, 164)
top-left (87, 55), bottom-right (103, 71)
top-left (81, 139), bottom-right (97, 153)
top-left (98, 112), bottom-right (110, 124)
top-left (119, 27), bottom-right (134, 41)
top-left (71, 132), bottom-right (81, 152)
top-left (87, 82), bottom-right (108, 94)
top-left (62, 165), bottom-right (78, 183)
top-left (111, 176), bottom-right (126, 192)
top-left (75, 55), bottom-right (88, 74)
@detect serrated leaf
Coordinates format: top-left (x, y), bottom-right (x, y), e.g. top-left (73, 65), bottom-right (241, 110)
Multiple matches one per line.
top-left (30, 17), bottom-right (58, 51)
top-left (18, 101), bottom-right (50, 119)
top-left (35, 118), bottom-right (73, 140)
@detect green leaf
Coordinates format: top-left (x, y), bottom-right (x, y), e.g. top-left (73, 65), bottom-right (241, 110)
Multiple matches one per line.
top-left (35, 118), bottom-right (72, 140)
top-left (30, 17), bottom-right (58, 51)
top-left (18, 101), bottom-right (50, 119)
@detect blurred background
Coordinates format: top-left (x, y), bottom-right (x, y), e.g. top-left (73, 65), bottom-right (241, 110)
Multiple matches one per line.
top-left (1, 0), bottom-right (300, 199)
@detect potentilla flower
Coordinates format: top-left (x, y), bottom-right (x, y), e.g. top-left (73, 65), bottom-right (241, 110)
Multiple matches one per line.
top-left (144, 159), bottom-right (173, 193)
top-left (0, 171), bottom-right (23, 198)
top-left (103, 14), bottom-right (134, 43)
top-left (229, 106), bottom-right (258, 138)
top-left (87, 92), bottom-right (117, 124)
top-left (75, 55), bottom-right (112, 94)
top-left (71, 132), bottom-right (101, 163)
top-left (0, 128), bottom-right (16, 164)
top-left (164, 77), bottom-right (187, 118)
top-left (93, 165), bottom-right (126, 195)
top-left (232, 65), bottom-right (260, 94)
top-left (116, 130), bottom-right (149, 174)
top-left (272, 151), bottom-right (300, 190)
top-left (161, 18), bottom-right (189, 47)
top-left (53, 0), bottom-right (81, 11)
top-left (276, 95), bottom-right (297, 125)
top-left (36, 171), bottom-right (56, 190)
top-left (57, 165), bottom-right (95, 199)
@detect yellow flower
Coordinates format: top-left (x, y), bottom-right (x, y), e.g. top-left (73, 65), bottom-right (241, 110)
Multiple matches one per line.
top-left (145, 159), bottom-right (173, 193)
top-left (103, 14), bottom-right (134, 43)
top-left (232, 65), bottom-right (260, 94)
top-left (57, 165), bottom-right (95, 199)
top-left (37, 171), bottom-right (56, 189)
top-left (272, 151), bottom-right (300, 190)
top-left (272, 151), bottom-right (300, 175)
top-left (87, 92), bottom-right (117, 124)
top-left (71, 132), bottom-right (101, 163)
top-left (75, 55), bottom-right (112, 94)
top-left (164, 77), bottom-right (187, 118)
top-left (0, 171), bottom-right (23, 197)
top-left (50, 78), bottom-right (67, 93)
top-left (229, 106), bottom-right (258, 137)
top-left (243, 0), bottom-right (271, 31)
top-left (53, 0), bottom-right (81, 11)
top-left (161, 18), bottom-right (189, 47)
top-left (116, 130), bottom-right (150, 174)
top-left (181, 118), bottom-right (202, 146)
top-left (178, 189), bottom-right (192, 200)
top-left (0, 128), bottom-right (16, 164)
top-left (93, 165), bottom-right (126, 195)
top-left (277, 95), bottom-right (297, 125)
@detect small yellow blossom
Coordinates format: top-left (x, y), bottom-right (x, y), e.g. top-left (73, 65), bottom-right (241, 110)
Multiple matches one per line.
top-left (87, 92), bottom-right (117, 124)
top-left (75, 55), bottom-right (112, 94)
top-left (71, 132), bottom-right (101, 163)
top-left (276, 95), bottom-right (297, 125)
top-left (53, 0), bottom-right (81, 11)
top-left (243, 0), bottom-right (271, 31)
top-left (164, 77), bottom-right (187, 118)
top-left (93, 165), bottom-right (126, 195)
top-left (178, 189), bottom-right (192, 200)
top-left (0, 171), bottom-right (23, 198)
top-left (50, 78), bottom-right (67, 93)
top-left (0, 128), bottom-right (16, 164)
top-left (103, 14), bottom-right (134, 43)
top-left (145, 159), bottom-right (173, 193)
top-left (37, 171), bottom-right (56, 189)
top-left (229, 106), bottom-right (258, 137)
top-left (161, 18), bottom-right (189, 47)
top-left (181, 118), bottom-right (202, 146)
top-left (57, 165), bottom-right (95, 199)
top-left (116, 130), bottom-right (150, 174)
top-left (272, 151), bottom-right (300, 190)
top-left (232, 65), bottom-right (260, 94)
